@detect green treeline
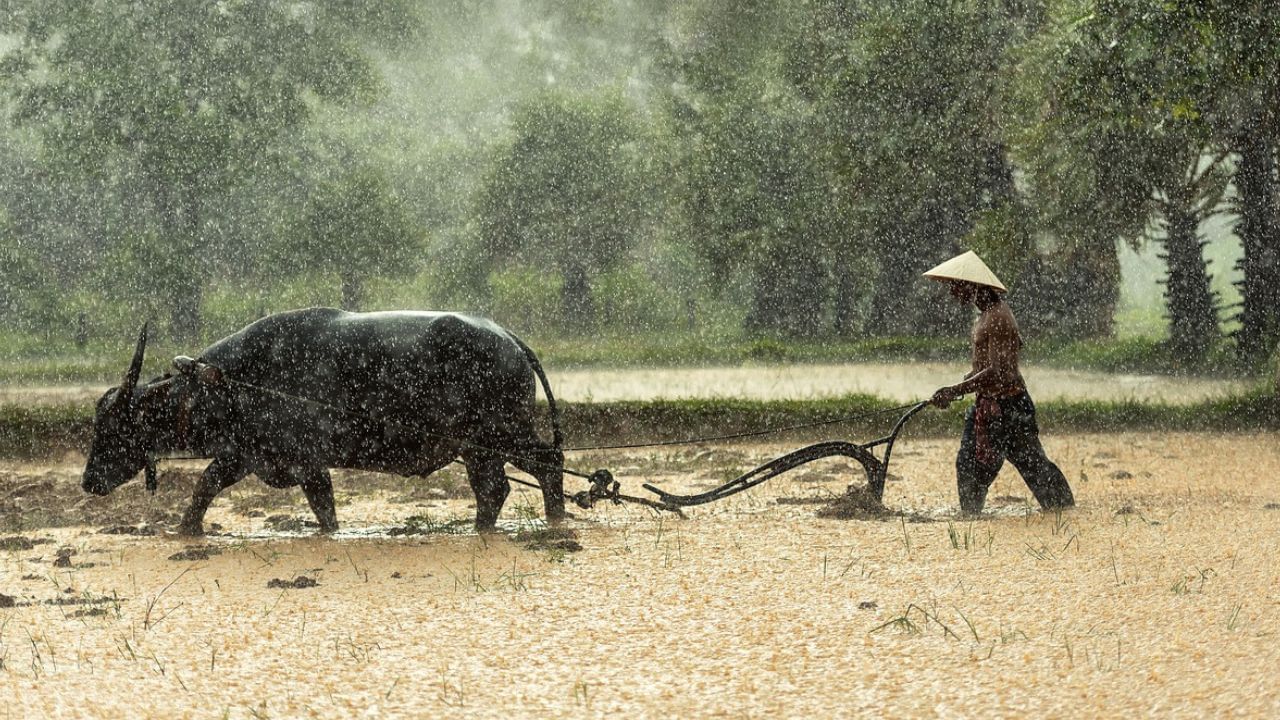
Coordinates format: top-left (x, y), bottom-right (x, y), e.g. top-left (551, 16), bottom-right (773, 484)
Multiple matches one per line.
top-left (0, 0), bottom-right (1278, 367)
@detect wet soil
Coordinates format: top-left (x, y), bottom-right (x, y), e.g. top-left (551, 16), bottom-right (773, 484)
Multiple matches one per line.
top-left (1, 433), bottom-right (1278, 717)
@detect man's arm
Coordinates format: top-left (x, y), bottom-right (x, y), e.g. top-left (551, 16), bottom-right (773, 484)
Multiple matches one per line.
top-left (930, 370), bottom-right (990, 407)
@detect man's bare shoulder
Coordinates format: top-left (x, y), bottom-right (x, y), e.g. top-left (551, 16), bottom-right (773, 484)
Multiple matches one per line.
top-left (977, 302), bottom-right (1020, 336)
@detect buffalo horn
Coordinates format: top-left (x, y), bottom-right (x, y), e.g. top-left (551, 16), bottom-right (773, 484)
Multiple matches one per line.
top-left (121, 322), bottom-right (149, 398)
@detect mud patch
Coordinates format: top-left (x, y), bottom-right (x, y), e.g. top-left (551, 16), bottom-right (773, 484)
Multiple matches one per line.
top-left (687, 448), bottom-right (751, 467)
top-left (990, 495), bottom-right (1028, 505)
top-left (787, 469), bottom-right (842, 484)
top-left (69, 607), bottom-right (110, 618)
top-left (230, 493), bottom-right (301, 515)
top-left (0, 591), bottom-right (120, 607)
top-left (388, 479), bottom-right (470, 504)
top-left (50, 595), bottom-right (115, 607)
top-left (167, 546), bottom-right (223, 562)
top-left (776, 496), bottom-right (835, 506)
top-left (262, 515), bottom-right (318, 533)
top-left (0, 466), bottom-right (195, 532)
top-left (267, 576), bottom-right (318, 589)
top-left (815, 485), bottom-right (893, 520)
top-left (0, 535), bottom-right (53, 552)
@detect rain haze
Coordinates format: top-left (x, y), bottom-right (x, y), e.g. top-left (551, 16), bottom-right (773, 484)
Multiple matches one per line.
top-left (0, 2), bottom-right (1277, 717)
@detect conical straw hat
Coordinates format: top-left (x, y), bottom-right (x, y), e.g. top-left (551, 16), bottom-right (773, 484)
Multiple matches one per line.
top-left (922, 251), bottom-right (1007, 292)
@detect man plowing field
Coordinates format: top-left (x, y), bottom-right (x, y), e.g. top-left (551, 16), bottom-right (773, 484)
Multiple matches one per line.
top-left (924, 251), bottom-right (1075, 514)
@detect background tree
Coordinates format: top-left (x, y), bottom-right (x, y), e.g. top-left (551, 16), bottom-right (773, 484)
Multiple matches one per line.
top-left (783, 0), bottom-right (876, 336)
top-left (476, 91), bottom-right (649, 331)
top-left (1200, 3), bottom-right (1280, 360)
top-left (649, 0), bottom-right (846, 336)
top-left (0, 0), bottom-right (416, 338)
top-left (1012, 0), bottom-right (1230, 358)
top-left (0, 220), bottom-right (56, 336)
top-left (274, 153), bottom-right (422, 311)
top-left (682, 90), bottom-right (836, 336)
top-left (789, 0), bottom-right (1028, 336)
top-left (0, 0), bottom-right (1273, 364)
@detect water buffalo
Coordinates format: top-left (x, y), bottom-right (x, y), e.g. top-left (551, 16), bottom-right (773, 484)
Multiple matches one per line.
top-left (82, 308), bottom-right (565, 535)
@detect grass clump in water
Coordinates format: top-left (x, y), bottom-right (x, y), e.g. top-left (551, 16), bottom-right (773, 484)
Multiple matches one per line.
top-left (388, 514), bottom-right (472, 536)
top-left (815, 484), bottom-right (935, 523)
top-left (513, 527), bottom-right (582, 553)
top-left (815, 484), bottom-right (892, 520)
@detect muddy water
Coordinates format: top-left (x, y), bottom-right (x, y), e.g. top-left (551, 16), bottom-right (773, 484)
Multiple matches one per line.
top-left (0, 362), bottom-right (1251, 407)
top-left (1, 433), bottom-right (1278, 717)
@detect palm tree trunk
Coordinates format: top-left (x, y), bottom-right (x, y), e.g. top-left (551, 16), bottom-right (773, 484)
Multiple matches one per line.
top-left (1160, 198), bottom-right (1218, 361)
top-left (1233, 131), bottom-right (1280, 359)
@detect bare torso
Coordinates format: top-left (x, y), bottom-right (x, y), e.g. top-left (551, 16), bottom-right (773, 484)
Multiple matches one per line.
top-left (969, 301), bottom-right (1026, 398)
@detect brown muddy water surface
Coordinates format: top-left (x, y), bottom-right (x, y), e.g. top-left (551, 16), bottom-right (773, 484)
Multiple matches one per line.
top-left (0, 362), bottom-right (1252, 406)
top-left (2, 432), bottom-right (1278, 717)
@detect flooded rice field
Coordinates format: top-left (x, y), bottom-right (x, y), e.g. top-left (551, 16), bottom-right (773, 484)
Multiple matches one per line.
top-left (548, 363), bottom-right (1251, 404)
top-left (2, 432), bottom-right (1278, 717)
top-left (0, 361), bottom-right (1252, 406)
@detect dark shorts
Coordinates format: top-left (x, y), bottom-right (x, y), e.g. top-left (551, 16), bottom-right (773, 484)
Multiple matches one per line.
top-left (956, 391), bottom-right (1074, 513)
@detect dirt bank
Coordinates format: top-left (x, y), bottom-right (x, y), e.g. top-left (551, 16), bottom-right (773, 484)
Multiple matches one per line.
top-left (1, 432), bottom-right (1278, 717)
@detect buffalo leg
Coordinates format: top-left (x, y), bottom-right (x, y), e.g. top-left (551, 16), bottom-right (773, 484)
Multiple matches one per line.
top-left (463, 451), bottom-right (509, 531)
top-left (179, 455), bottom-right (248, 536)
top-left (298, 467), bottom-right (339, 534)
top-left (511, 444), bottom-right (566, 523)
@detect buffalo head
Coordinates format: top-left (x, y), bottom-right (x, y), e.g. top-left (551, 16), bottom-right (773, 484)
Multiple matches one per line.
top-left (82, 324), bottom-right (156, 495)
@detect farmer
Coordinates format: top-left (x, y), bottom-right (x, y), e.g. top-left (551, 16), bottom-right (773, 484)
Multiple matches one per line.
top-left (924, 251), bottom-right (1075, 514)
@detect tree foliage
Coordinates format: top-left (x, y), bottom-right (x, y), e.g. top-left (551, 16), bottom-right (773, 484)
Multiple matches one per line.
top-left (682, 90), bottom-right (838, 336)
top-left (476, 91), bottom-right (649, 330)
top-left (0, 0), bottom-right (1276, 364)
top-left (0, 0), bottom-right (416, 337)
top-left (790, 0), bottom-right (1026, 336)
top-left (1012, 0), bottom-right (1230, 356)
top-left (650, 1), bottom-right (854, 336)
top-left (278, 154), bottom-right (422, 312)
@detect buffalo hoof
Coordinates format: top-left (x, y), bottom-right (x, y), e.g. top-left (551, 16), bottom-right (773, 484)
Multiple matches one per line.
top-left (546, 511), bottom-right (573, 525)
